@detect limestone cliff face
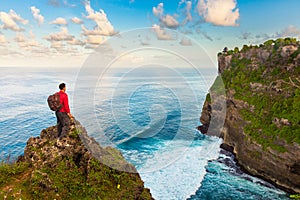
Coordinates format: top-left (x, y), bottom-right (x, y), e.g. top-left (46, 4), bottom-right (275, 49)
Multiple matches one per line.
top-left (199, 38), bottom-right (300, 194)
top-left (1, 119), bottom-right (153, 199)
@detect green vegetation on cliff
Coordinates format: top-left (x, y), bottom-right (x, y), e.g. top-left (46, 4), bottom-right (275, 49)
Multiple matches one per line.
top-left (0, 120), bottom-right (152, 200)
top-left (199, 38), bottom-right (300, 194)
top-left (0, 159), bottom-right (151, 200)
top-left (218, 38), bottom-right (300, 152)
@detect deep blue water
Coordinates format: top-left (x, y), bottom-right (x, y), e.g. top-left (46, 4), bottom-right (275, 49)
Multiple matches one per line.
top-left (0, 67), bottom-right (289, 200)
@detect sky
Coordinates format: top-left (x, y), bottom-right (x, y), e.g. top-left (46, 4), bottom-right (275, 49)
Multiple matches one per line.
top-left (1, 0), bottom-right (300, 67)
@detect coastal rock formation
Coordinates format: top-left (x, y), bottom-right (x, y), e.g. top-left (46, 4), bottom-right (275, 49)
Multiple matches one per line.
top-left (0, 118), bottom-right (153, 199)
top-left (199, 38), bottom-right (300, 194)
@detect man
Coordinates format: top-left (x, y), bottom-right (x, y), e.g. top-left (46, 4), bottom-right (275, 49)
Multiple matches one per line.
top-left (56, 83), bottom-right (73, 138)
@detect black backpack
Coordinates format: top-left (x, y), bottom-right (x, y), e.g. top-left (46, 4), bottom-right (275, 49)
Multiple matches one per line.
top-left (47, 92), bottom-right (62, 111)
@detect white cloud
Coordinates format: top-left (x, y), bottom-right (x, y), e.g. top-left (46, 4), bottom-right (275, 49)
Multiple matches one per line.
top-left (47, 0), bottom-right (76, 8)
top-left (48, 0), bottom-right (60, 7)
top-left (0, 10), bottom-right (27, 32)
top-left (44, 27), bottom-right (85, 54)
top-left (180, 37), bottom-right (192, 46)
top-left (50, 17), bottom-right (68, 25)
top-left (14, 33), bottom-right (26, 43)
top-left (71, 17), bottom-right (83, 24)
top-left (0, 12), bottom-right (20, 31)
top-left (85, 44), bottom-right (99, 49)
top-left (160, 14), bottom-right (179, 29)
top-left (240, 32), bottom-right (251, 40)
top-left (8, 10), bottom-right (28, 25)
top-left (26, 40), bottom-right (39, 47)
top-left (29, 30), bottom-right (35, 39)
top-left (197, 0), bottom-right (239, 26)
top-left (49, 41), bottom-right (82, 55)
top-left (45, 27), bottom-right (74, 41)
top-left (81, 25), bottom-right (103, 36)
top-left (183, 1), bottom-right (192, 24)
top-left (153, 3), bottom-right (164, 17)
top-left (0, 26), bottom-right (86, 67)
top-left (0, 34), bottom-right (7, 44)
top-left (152, 24), bottom-right (173, 40)
top-left (19, 40), bottom-right (39, 48)
top-left (179, 0), bottom-right (186, 6)
top-left (196, 28), bottom-right (213, 41)
top-left (0, 48), bottom-right (23, 57)
top-left (50, 41), bottom-right (64, 50)
top-left (85, 35), bottom-right (106, 45)
top-left (276, 25), bottom-right (300, 38)
top-left (67, 38), bottom-right (85, 46)
top-left (30, 6), bottom-right (44, 26)
top-left (30, 46), bottom-right (51, 55)
top-left (152, 3), bottom-right (179, 29)
top-left (84, 1), bottom-right (116, 36)
top-left (254, 25), bottom-right (300, 43)
top-left (14, 32), bottom-right (41, 49)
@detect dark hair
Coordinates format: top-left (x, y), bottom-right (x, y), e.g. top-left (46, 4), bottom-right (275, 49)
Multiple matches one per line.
top-left (59, 83), bottom-right (66, 90)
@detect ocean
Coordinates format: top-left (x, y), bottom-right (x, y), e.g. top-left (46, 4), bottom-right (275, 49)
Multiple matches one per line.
top-left (0, 67), bottom-right (289, 200)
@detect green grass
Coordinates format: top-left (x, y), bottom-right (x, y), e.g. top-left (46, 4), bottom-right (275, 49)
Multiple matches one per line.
top-left (0, 156), bottom-right (152, 200)
top-left (0, 162), bottom-right (32, 199)
top-left (290, 194), bottom-right (300, 199)
top-left (0, 161), bottom-right (29, 185)
top-left (69, 128), bottom-right (82, 138)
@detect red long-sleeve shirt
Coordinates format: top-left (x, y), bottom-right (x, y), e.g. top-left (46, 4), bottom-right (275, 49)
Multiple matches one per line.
top-left (58, 91), bottom-right (70, 113)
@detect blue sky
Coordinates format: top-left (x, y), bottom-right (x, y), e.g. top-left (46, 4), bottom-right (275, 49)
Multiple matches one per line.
top-left (0, 0), bottom-right (300, 67)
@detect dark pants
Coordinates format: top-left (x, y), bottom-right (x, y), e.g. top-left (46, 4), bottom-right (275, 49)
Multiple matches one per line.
top-left (55, 111), bottom-right (70, 138)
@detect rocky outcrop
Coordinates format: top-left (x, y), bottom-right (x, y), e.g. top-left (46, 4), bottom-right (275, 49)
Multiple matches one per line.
top-left (218, 54), bottom-right (232, 73)
top-left (22, 119), bottom-right (137, 173)
top-left (199, 38), bottom-right (300, 194)
top-left (1, 118), bottom-right (153, 199)
top-left (200, 95), bottom-right (300, 194)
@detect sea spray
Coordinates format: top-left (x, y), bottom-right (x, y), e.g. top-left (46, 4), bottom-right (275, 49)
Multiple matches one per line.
top-left (122, 137), bottom-right (222, 200)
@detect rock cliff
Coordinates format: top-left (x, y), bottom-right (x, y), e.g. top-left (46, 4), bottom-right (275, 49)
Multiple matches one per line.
top-left (0, 118), bottom-right (153, 199)
top-left (198, 38), bottom-right (300, 194)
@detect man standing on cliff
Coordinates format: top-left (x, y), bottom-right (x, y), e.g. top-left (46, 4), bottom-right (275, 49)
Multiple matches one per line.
top-left (56, 83), bottom-right (73, 138)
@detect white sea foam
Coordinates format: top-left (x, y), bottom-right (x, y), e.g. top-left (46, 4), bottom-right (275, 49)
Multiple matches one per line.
top-left (138, 138), bottom-right (222, 200)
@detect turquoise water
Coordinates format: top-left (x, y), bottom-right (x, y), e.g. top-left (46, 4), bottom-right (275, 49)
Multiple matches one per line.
top-left (0, 67), bottom-right (289, 199)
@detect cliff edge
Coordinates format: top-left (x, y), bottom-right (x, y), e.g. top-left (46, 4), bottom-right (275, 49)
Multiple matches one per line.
top-left (198, 38), bottom-right (300, 194)
top-left (0, 118), bottom-right (153, 199)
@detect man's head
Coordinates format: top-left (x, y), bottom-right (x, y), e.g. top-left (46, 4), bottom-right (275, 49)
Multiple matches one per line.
top-left (59, 83), bottom-right (66, 92)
